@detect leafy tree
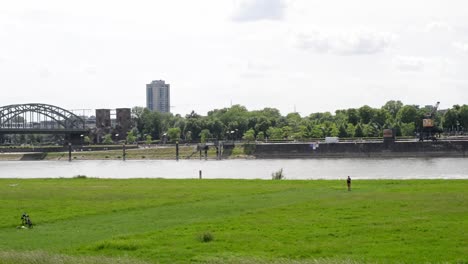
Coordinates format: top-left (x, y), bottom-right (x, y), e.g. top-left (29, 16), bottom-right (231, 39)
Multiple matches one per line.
top-left (358, 105), bottom-right (375, 124)
top-left (346, 123), bottom-right (355, 138)
top-left (397, 105), bottom-right (418, 124)
top-left (266, 127), bottom-right (283, 140)
top-left (373, 109), bottom-right (391, 128)
top-left (167, 127), bottom-right (181, 142)
top-left (400, 123), bottom-right (415, 136)
top-left (282, 126), bottom-right (293, 139)
top-left (199, 129), bottom-right (211, 143)
top-left (103, 134), bottom-right (113, 144)
top-left (338, 125), bottom-right (348, 138)
top-left (126, 130), bottom-right (137, 144)
top-left (382, 100), bottom-right (403, 118)
top-left (347, 109), bottom-right (360, 125)
top-left (257, 131), bottom-right (265, 141)
top-left (354, 124), bottom-right (364, 138)
top-left (293, 125), bottom-right (308, 140)
top-left (185, 131), bottom-right (192, 142)
top-left (242, 129), bottom-right (256, 142)
top-left (131, 106), bottom-right (146, 135)
top-left (145, 135), bottom-right (152, 144)
top-left (309, 125), bottom-right (324, 138)
top-left (207, 119), bottom-right (224, 139)
top-left (253, 116), bottom-right (271, 135)
top-left (459, 105), bottom-right (468, 129)
top-left (443, 109), bottom-right (459, 129)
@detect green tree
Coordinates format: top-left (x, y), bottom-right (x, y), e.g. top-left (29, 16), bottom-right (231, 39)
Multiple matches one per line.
top-left (346, 109), bottom-right (360, 125)
top-left (338, 125), bottom-right (348, 138)
top-left (242, 129), bottom-right (256, 142)
top-left (382, 100), bottom-right (403, 118)
top-left (354, 124), bottom-right (364, 138)
top-left (358, 105), bottom-right (375, 124)
top-left (400, 122), bottom-right (415, 136)
top-left (167, 127), bottom-right (181, 142)
top-left (309, 125), bottom-right (324, 138)
top-left (458, 105), bottom-right (468, 129)
top-left (257, 131), bottom-right (265, 141)
top-left (293, 125), bottom-right (308, 140)
top-left (266, 127), bottom-right (283, 140)
top-left (443, 109), bottom-right (459, 129)
top-left (126, 130), bottom-right (137, 144)
top-left (103, 134), bottom-right (113, 144)
top-left (397, 105), bottom-right (418, 124)
top-left (346, 123), bottom-right (355, 138)
top-left (145, 135), bottom-right (152, 144)
top-left (199, 129), bottom-right (211, 143)
top-left (282, 126), bottom-right (293, 139)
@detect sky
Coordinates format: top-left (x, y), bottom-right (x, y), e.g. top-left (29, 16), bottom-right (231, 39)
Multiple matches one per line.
top-left (1, 0), bottom-right (468, 116)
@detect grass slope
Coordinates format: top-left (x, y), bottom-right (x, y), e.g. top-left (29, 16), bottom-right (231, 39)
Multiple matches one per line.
top-left (0, 179), bottom-right (466, 263)
top-left (0, 145), bottom-right (249, 161)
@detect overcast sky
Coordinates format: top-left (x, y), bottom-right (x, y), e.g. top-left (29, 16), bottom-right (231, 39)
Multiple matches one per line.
top-left (1, 0), bottom-right (467, 116)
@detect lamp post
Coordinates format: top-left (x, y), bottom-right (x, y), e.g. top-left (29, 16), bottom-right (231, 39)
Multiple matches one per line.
top-left (123, 142), bottom-right (126, 161)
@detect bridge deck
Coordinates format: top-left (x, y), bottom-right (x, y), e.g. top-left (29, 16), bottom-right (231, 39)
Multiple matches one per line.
top-left (0, 128), bottom-right (86, 134)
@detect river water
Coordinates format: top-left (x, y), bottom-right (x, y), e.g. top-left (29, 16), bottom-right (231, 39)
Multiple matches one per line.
top-left (0, 158), bottom-right (467, 179)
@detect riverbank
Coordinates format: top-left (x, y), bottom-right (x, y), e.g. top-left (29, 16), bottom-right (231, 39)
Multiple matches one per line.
top-left (1, 140), bottom-right (468, 161)
top-left (0, 145), bottom-right (251, 161)
top-left (0, 179), bottom-right (466, 263)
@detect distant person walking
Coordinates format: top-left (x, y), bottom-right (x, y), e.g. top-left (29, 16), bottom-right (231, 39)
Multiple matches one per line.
top-left (347, 176), bottom-right (351, 191)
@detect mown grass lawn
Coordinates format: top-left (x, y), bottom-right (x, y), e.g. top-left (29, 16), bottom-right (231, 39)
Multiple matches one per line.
top-left (0, 179), bottom-right (466, 264)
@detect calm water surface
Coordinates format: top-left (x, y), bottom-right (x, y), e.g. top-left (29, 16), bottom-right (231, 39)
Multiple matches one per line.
top-left (1, 158), bottom-right (467, 179)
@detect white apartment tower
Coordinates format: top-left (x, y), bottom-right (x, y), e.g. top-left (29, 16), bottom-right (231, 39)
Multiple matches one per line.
top-left (146, 80), bottom-right (170, 112)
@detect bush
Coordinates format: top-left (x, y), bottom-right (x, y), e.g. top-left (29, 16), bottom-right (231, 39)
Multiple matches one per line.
top-left (198, 232), bottom-right (214, 243)
top-left (73, 175), bottom-right (87, 179)
top-left (271, 168), bottom-right (284, 180)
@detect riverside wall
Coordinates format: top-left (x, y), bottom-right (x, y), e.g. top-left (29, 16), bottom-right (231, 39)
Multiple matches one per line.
top-left (0, 145), bottom-right (139, 153)
top-left (252, 140), bottom-right (468, 158)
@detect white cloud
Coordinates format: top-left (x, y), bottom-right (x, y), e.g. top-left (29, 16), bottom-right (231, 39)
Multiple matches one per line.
top-left (232, 0), bottom-right (286, 22)
top-left (297, 30), bottom-right (396, 56)
top-left (453, 41), bottom-right (468, 53)
top-left (393, 56), bottom-right (425, 72)
top-left (425, 21), bottom-right (453, 32)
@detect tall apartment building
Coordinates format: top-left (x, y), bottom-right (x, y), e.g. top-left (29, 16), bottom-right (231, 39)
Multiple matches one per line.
top-left (146, 80), bottom-right (170, 112)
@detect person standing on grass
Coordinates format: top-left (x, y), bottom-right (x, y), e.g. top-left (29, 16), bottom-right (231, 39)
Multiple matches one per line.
top-left (347, 176), bottom-right (351, 191)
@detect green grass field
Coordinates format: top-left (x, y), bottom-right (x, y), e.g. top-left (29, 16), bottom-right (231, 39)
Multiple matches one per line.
top-left (0, 179), bottom-right (466, 264)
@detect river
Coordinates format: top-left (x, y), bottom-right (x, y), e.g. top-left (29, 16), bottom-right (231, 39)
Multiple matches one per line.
top-left (0, 158), bottom-right (467, 179)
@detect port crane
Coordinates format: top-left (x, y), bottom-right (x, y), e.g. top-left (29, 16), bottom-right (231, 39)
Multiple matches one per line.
top-left (419, 101), bottom-right (440, 141)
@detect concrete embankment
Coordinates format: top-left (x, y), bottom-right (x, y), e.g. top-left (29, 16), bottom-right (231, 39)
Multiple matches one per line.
top-left (253, 140), bottom-right (468, 158)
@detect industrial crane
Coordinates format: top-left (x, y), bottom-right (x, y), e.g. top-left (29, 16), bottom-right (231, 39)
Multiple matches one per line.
top-left (420, 101), bottom-right (440, 141)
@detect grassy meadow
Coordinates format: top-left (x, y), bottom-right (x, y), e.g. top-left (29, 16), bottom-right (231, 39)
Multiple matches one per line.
top-left (0, 178), bottom-right (466, 263)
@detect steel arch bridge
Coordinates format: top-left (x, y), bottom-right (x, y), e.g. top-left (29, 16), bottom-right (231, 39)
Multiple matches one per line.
top-left (0, 103), bottom-right (86, 135)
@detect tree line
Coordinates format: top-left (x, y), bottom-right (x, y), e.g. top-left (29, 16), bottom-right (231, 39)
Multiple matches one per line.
top-left (126, 101), bottom-right (468, 143)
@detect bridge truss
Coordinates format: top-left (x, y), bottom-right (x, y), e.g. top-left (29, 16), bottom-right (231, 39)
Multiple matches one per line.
top-left (0, 103), bottom-right (86, 135)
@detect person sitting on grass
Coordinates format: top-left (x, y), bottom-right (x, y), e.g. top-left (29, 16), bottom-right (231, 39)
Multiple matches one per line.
top-left (21, 213), bottom-right (33, 228)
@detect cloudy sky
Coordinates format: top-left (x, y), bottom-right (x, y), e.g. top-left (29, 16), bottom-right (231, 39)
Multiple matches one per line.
top-left (1, 0), bottom-right (467, 116)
